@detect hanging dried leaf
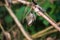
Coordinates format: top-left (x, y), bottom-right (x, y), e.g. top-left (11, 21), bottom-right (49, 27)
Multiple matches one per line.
top-left (26, 13), bottom-right (36, 26)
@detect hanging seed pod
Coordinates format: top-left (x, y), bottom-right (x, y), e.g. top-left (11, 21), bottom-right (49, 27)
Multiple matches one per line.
top-left (2, 31), bottom-right (11, 40)
top-left (26, 13), bottom-right (36, 26)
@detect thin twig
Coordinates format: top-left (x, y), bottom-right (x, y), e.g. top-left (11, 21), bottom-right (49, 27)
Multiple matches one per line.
top-left (32, 22), bottom-right (60, 38)
top-left (44, 13), bottom-right (56, 23)
top-left (5, 5), bottom-right (33, 40)
top-left (32, 27), bottom-right (53, 38)
top-left (0, 23), bottom-right (5, 32)
top-left (35, 29), bottom-right (58, 38)
top-left (8, 24), bottom-right (16, 32)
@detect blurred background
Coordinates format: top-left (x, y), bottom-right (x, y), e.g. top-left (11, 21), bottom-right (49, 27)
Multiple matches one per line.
top-left (0, 0), bottom-right (60, 40)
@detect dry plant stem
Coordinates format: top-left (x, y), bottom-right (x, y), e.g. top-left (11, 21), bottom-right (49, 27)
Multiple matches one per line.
top-left (35, 29), bottom-right (58, 38)
top-left (44, 13), bottom-right (56, 23)
top-left (0, 23), bottom-right (5, 32)
top-left (8, 24), bottom-right (16, 32)
top-left (32, 22), bottom-right (60, 38)
top-left (32, 26), bottom-right (53, 38)
top-left (5, 5), bottom-right (33, 40)
top-left (17, 0), bottom-right (60, 31)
